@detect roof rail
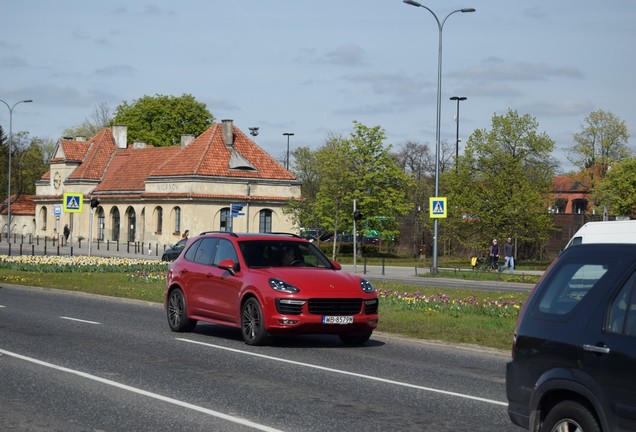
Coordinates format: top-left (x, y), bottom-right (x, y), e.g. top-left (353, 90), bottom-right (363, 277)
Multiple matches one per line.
top-left (198, 231), bottom-right (238, 237)
top-left (269, 232), bottom-right (301, 238)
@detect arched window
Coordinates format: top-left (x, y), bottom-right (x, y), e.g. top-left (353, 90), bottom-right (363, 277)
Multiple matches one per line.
top-left (174, 206), bottom-right (181, 234)
top-left (156, 207), bottom-right (163, 234)
top-left (572, 199), bottom-right (588, 214)
top-left (259, 209), bottom-right (272, 233)
top-left (40, 206), bottom-right (48, 231)
top-left (111, 207), bottom-right (120, 241)
top-left (220, 207), bottom-right (233, 232)
top-left (553, 199), bottom-right (567, 214)
top-left (127, 207), bottom-right (136, 242)
top-left (97, 208), bottom-right (105, 241)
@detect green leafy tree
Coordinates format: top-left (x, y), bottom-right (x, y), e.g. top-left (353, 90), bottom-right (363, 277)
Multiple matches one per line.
top-left (313, 122), bottom-right (413, 258)
top-left (592, 157), bottom-right (636, 218)
top-left (111, 94), bottom-right (214, 146)
top-left (286, 144), bottom-right (327, 236)
top-left (445, 109), bottom-right (558, 255)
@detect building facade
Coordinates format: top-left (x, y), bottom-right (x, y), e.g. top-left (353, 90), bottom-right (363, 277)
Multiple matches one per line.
top-left (23, 119), bottom-right (300, 247)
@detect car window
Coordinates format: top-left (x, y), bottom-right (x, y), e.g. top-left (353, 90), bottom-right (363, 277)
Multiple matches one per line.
top-left (192, 238), bottom-right (218, 266)
top-left (183, 239), bottom-right (201, 262)
top-left (239, 240), bottom-right (332, 268)
top-left (174, 238), bottom-right (187, 249)
top-left (213, 238), bottom-right (238, 265)
top-left (537, 262), bottom-right (610, 315)
top-left (607, 270), bottom-right (636, 335)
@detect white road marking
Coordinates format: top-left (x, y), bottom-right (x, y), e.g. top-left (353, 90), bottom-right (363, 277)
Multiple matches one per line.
top-left (60, 316), bottom-right (101, 325)
top-left (177, 338), bottom-right (507, 407)
top-left (0, 348), bottom-right (285, 432)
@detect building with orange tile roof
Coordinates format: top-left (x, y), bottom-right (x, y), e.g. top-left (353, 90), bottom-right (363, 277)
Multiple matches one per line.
top-left (23, 119), bottom-right (300, 247)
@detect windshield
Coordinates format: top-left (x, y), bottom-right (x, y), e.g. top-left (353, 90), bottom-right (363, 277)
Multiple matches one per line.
top-left (239, 240), bottom-right (333, 268)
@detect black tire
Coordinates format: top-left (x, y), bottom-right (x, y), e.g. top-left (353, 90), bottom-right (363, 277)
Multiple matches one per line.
top-left (540, 400), bottom-right (601, 432)
top-left (241, 298), bottom-right (267, 345)
top-left (339, 331), bottom-right (372, 346)
top-left (161, 254), bottom-right (169, 262)
top-left (167, 288), bottom-right (197, 332)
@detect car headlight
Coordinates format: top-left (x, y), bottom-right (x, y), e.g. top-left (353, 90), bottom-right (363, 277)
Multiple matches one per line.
top-left (360, 278), bottom-right (374, 293)
top-left (269, 278), bottom-right (300, 293)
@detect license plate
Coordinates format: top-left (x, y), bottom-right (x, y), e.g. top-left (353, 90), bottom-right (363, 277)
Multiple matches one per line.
top-left (322, 316), bottom-right (354, 325)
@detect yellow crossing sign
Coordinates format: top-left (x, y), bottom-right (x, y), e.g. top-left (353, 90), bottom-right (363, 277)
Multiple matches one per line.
top-left (429, 197), bottom-right (447, 219)
top-left (63, 192), bottom-right (83, 213)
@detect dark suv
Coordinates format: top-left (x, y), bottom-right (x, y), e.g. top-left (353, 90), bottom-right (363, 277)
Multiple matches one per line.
top-left (506, 244), bottom-right (636, 431)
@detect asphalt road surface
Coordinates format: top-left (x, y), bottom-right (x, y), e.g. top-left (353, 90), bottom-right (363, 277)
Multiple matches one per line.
top-left (0, 284), bottom-right (523, 431)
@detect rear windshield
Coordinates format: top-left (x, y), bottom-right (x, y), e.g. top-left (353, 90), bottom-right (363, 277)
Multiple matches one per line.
top-left (537, 261), bottom-right (611, 315)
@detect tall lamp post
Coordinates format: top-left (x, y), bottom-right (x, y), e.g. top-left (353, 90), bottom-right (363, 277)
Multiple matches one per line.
top-left (283, 132), bottom-right (294, 170)
top-left (403, 0), bottom-right (474, 274)
top-left (450, 96), bottom-right (467, 173)
top-left (1, 98), bottom-right (33, 240)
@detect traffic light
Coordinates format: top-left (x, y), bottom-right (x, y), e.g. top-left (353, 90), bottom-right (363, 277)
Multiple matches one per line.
top-left (354, 211), bottom-right (363, 221)
top-left (90, 198), bottom-right (100, 208)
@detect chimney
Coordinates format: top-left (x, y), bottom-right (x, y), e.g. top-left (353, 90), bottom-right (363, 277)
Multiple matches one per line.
top-left (181, 134), bottom-right (195, 148)
top-left (112, 125), bottom-right (128, 149)
top-left (76, 136), bottom-right (86, 142)
top-left (221, 119), bottom-right (234, 146)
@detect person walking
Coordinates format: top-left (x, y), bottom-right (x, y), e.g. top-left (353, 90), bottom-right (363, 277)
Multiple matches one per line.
top-left (489, 239), bottom-right (500, 270)
top-left (63, 224), bottom-right (70, 245)
top-left (500, 237), bottom-right (515, 274)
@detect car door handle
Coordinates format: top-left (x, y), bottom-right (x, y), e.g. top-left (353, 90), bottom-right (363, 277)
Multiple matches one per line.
top-left (583, 344), bottom-right (610, 354)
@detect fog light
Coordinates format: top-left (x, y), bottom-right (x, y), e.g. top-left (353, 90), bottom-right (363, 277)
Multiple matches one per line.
top-left (279, 319), bottom-right (299, 325)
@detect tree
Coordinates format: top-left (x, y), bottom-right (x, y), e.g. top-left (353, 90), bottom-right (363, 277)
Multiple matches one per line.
top-left (445, 109), bottom-right (558, 255)
top-left (111, 94), bottom-right (214, 146)
top-left (592, 157), bottom-right (636, 218)
top-left (310, 122), bottom-right (412, 258)
top-left (63, 102), bottom-right (113, 139)
top-left (567, 109), bottom-right (630, 181)
top-left (0, 131), bottom-right (49, 199)
top-left (395, 141), bottom-right (435, 254)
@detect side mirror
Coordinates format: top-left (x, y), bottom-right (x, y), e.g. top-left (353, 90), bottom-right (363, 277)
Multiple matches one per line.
top-left (217, 258), bottom-right (238, 276)
top-left (331, 261), bottom-right (342, 270)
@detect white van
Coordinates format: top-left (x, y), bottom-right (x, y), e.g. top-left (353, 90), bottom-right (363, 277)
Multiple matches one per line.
top-left (565, 220), bottom-right (636, 248)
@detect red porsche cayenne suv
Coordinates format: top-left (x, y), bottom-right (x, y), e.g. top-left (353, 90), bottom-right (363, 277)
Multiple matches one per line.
top-left (164, 232), bottom-right (379, 346)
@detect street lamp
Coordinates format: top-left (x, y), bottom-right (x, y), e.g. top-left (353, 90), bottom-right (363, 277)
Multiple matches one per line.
top-left (403, 0), bottom-right (475, 274)
top-left (1, 98), bottom-right (33, 240)
top-left (450, 96), bottom-right (467, 173)
top-left (283, 132), bottom-right (294, 170)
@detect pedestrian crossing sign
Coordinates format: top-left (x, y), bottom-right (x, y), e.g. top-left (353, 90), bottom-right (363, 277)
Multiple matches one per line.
top-left (63, 192), bottom-right (83, 213)
top-left (429, 197), bottom-right (447, 219)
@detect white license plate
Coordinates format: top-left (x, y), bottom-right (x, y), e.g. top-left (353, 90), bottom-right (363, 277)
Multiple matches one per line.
top-left (322, 315), bottom-right (354, 325)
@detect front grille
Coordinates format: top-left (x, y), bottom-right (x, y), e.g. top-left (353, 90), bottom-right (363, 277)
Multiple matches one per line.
top-left (308, 298), bottom-right (362, 315)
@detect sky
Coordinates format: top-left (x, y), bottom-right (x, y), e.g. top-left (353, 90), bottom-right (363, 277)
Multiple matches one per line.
top-left (2, 1), bottom-right (635, 174)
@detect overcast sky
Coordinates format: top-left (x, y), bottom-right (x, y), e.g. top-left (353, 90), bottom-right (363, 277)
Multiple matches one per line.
top-left (2, 1), bottom-right (635, 173)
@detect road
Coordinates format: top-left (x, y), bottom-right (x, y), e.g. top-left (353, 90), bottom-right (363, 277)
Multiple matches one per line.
top-left (0, 285), bottom-right (523, 431)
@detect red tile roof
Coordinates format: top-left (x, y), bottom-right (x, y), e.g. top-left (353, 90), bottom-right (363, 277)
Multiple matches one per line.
top-left (94, 146), bottom-right (181, 192)
top-left (49, 138), bottom-right (91, 163)
top-left (151, 123), bottom-right (295, 180)
top-left (0, 195), bottom-right (36, 215)
top-left (68, 129), bottom-right (118, 181)
top-left (46, 123), bottom-right (296, 196)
